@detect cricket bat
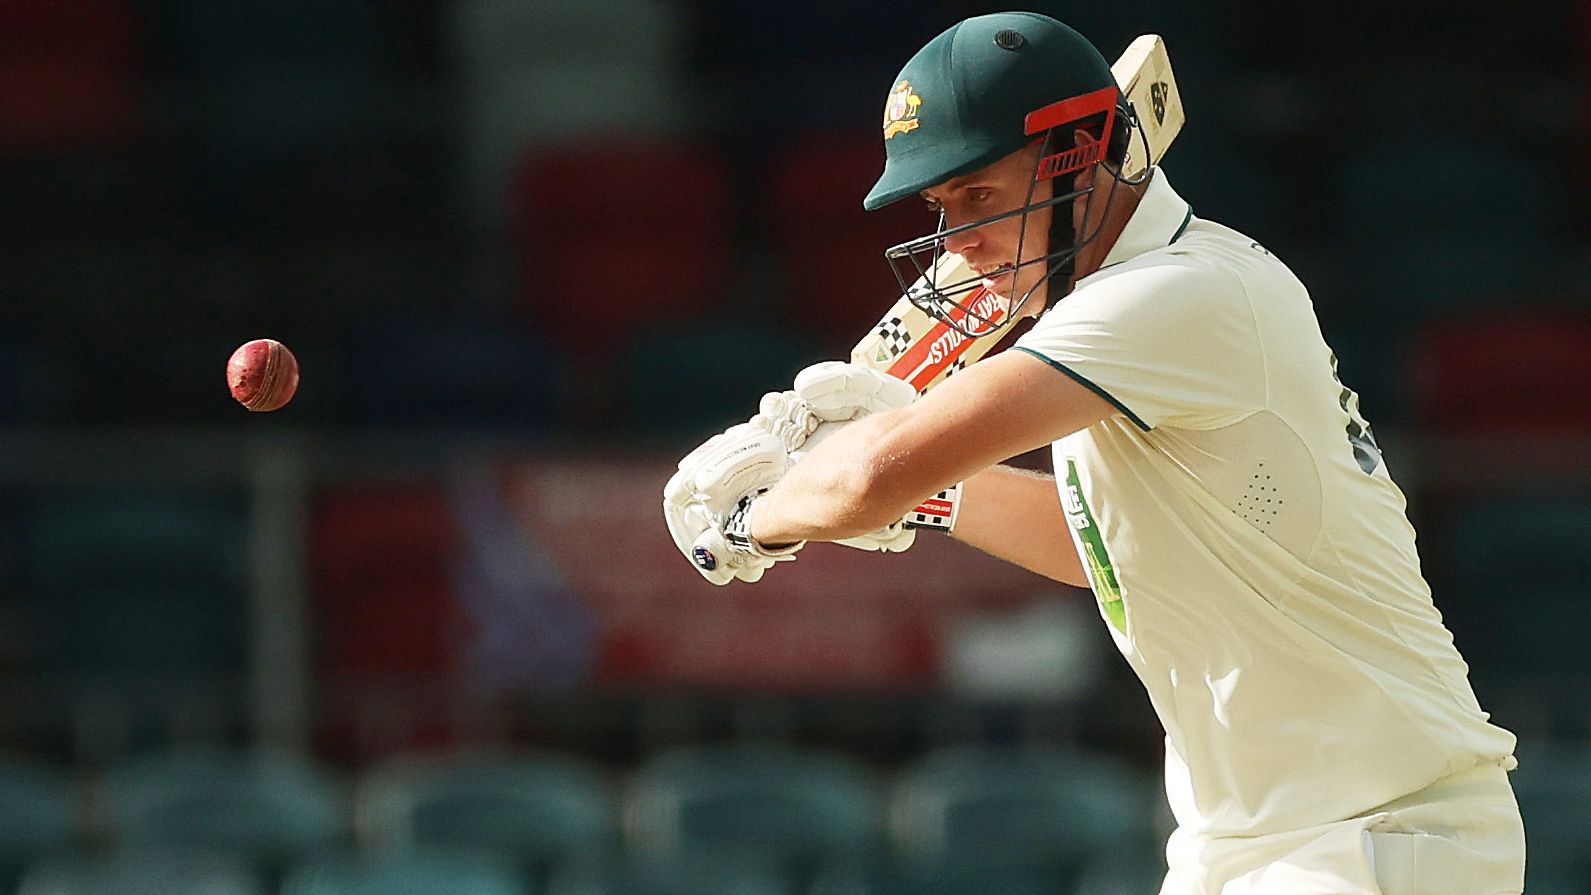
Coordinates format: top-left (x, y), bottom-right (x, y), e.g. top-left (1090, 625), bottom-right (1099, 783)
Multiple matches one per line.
top-left (852, 34), bottom-right (1185, 393)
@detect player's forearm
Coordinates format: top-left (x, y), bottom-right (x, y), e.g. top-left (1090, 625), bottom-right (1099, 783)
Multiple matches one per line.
top-left (750, 410), bottom-right (933, 544)
top-left (952, 465), bottom-right (1088, 587)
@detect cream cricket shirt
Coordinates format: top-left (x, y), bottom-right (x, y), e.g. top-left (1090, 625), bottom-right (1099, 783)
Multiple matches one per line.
top-left (1012, 170), bottom-right (1516, 839)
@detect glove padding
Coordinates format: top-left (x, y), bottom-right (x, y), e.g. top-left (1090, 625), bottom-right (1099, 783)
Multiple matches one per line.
top-left (788, 362), bottom-right (921, 553)
top-left (792, 360), bottom-right (918, 422)
top-left (663, 422), bottom-right (804, 585)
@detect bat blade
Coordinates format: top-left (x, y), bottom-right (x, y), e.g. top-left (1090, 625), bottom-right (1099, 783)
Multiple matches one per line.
top-left (853, 33), bottom-right (1184, 392)
top-left (1113, 34), bottom-right (1184, 181)
top-left (849, 252), bottom-right (1009, 393)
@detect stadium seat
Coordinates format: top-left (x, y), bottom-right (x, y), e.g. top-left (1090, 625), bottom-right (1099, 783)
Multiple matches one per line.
top-left (339, 312), bottom-right (572, 431)
top-left (545, 851), bottom-right (791, 895)
top-left (1332, 135), bottom-right (1558, 413)
top-left (1336, 135), bottom-right (1554, 312)
top-left (511, 141), bottom-right (733, 346)
top-left (161, 1), bottom-right (383, 181)
top-left (709, 0), bottom-right (927, 136)
top-left (17, 852), bottom-right (264, 895)
top-left (887, 746), bottom-right (1157, 872)
top-left (22, 490), bottom-right (248, 677)
top-left (100, 750), bottom-right (348, 863)
top-left (1508, 745), bottom-right (1591, 882)
top-left (357, 751), bottom-right (616, 863)
top-left (1407, 310), bottom-right (1591, 435)
top-left (311, 486), bottom-right (460, 680)
top-left (766, 133), bottom-right (930, 354)
top-left (282, 852), bottom-right (530, 895)
top-left (0, 761), bottom-right (80, 891)
top-left (451, 0), bottom-right (693, 222)
top-left (809, 855), bottom-right (1068, 895)
top-left (0, 0), bottom-right (139, 153)
top-left (620, 320), bottom-right (818, 442)
top-left (1438, 498), bottom-right (1591, 733)
top-left (624, 744), bottom-right (882, 868)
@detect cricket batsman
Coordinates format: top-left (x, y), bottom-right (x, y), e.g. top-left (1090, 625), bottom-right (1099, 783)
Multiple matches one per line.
top-left (663, 12), bottom-right (1525, 894)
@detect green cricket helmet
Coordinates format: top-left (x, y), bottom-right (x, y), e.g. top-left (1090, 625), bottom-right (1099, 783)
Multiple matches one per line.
top-left (865, 12), bottom-right (1138, 335)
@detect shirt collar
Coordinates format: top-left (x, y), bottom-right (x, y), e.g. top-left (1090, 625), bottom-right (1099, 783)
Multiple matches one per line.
top-left (1096, 167), bottom-right (1194, 270)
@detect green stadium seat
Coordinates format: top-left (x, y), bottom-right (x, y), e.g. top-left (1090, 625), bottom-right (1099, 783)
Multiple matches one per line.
top-left (1070, 844), bottom-right (1169, 894)
top-left (624, 744), bottom-right (881, 867)
top-left (810, 855), bottom-right (1068, 895)
top-left (1438, 498), bottom-right (1591, 733)
top-left (621, 322), bottom-right (818, 443)
top-left (282, 852), bottom-right (531, 895)
top-left (358, 752), bottom-right (616, 863)
top-left (0, 761), bottom-right (80, 892)
top-left (546, 852), bottom-right (790, 895)
top-left (17, 852), bottom-right (264, 895)
top-left (101, 750), bottom-right (347, 863)
top-left (23, 490), bottom-right (248, 679)
top-left (888, 746), bottom-right (1157, 872)
top-left (1509, 745), bottom-right (1591, 881)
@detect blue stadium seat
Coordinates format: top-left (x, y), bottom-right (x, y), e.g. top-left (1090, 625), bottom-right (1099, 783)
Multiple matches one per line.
top-left (624, 744), bottom-right (881, 868)
top-left (888, 746), bottom-right (1157, 873)
top-left (100, 750), bottom-right (347, 863)
top-left (358, 752), bottom-right (615, 863)
top-left (339, 312), bottom-right (571, 431)
top-left (282, 852), bottom-right (531, 895)
top-left (17, 852), bottom-right (264, 895)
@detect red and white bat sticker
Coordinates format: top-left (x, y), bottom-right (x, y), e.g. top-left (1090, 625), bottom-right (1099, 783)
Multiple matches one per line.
top-left (904, 484), bottom-right (962, 532)
top-left (886, 289), bottom-right (1008, 392)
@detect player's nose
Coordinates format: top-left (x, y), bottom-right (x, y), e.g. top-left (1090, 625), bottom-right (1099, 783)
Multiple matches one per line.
top-left (942, 219), bottom-right (979, 258)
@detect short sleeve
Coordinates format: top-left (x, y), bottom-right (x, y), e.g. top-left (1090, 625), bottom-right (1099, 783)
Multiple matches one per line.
top-left (1012, 252), bottom-right (1264, 431)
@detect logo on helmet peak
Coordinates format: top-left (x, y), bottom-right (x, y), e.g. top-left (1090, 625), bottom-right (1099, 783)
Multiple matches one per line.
top-left (883, 80), bottom-right (923, 140)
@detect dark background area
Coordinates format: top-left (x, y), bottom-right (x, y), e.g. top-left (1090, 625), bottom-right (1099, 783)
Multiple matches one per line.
top-left (0, 1), bottom-right (1587, 893)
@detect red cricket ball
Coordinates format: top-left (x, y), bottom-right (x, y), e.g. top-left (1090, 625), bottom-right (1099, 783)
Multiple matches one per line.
top-left (227, 339), bottom-right (300, 412)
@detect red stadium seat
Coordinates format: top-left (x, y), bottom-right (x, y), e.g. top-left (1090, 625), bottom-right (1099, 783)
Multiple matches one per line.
top-left (1407, 308), bottom-right (1591, 435)
top-left (0, 0), bottom-right (139, 153)
top-left (311, 486), bottom-right (461, 678)
top-left (510, 141), bottom-right (733, 424)
top-left (310, 485), bottom-right (464, 759)
top-left (768, 133), bottom-right (929, 354)
top-left (511, 141), bottom-right (731, 348)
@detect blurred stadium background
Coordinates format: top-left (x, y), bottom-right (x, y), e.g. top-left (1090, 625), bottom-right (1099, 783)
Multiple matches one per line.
top-left (0, 0), bottom-right (1587, 892)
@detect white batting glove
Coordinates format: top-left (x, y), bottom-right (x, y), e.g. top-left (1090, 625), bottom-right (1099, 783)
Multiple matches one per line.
top-left (785, 362), bottom-right (954, 551)
top-left (663, 422), bottom-right (805, 585)
top-left (793, 360), bottom-right (918, 423)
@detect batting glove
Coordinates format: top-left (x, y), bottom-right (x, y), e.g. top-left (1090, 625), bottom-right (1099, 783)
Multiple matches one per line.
top-left (663, 422), bottom-right (805, 585)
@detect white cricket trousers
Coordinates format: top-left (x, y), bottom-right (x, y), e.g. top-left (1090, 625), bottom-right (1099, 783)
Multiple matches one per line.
top-left (1158, 761), bottom-right (1525, 895)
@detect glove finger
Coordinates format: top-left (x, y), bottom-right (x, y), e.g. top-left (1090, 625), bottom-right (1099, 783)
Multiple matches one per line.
top-left (663, 466), bottom-right (694, 504)
top-left (792, 360), bottom-right (855, 399)
top-left (882, 528), bottom-right (917, 552)
top-left (872, 374), bottom-right (918, 410)
top-left (690, 432), bottom-right (789, 508)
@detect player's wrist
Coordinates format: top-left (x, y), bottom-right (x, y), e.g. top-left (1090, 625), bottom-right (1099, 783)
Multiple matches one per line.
top-left (728, 492), bottom-right (804, 558)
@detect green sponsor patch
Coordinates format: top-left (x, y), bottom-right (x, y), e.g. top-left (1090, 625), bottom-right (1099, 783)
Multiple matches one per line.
top-left (1062, 458), bottom-right (1125, 633)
